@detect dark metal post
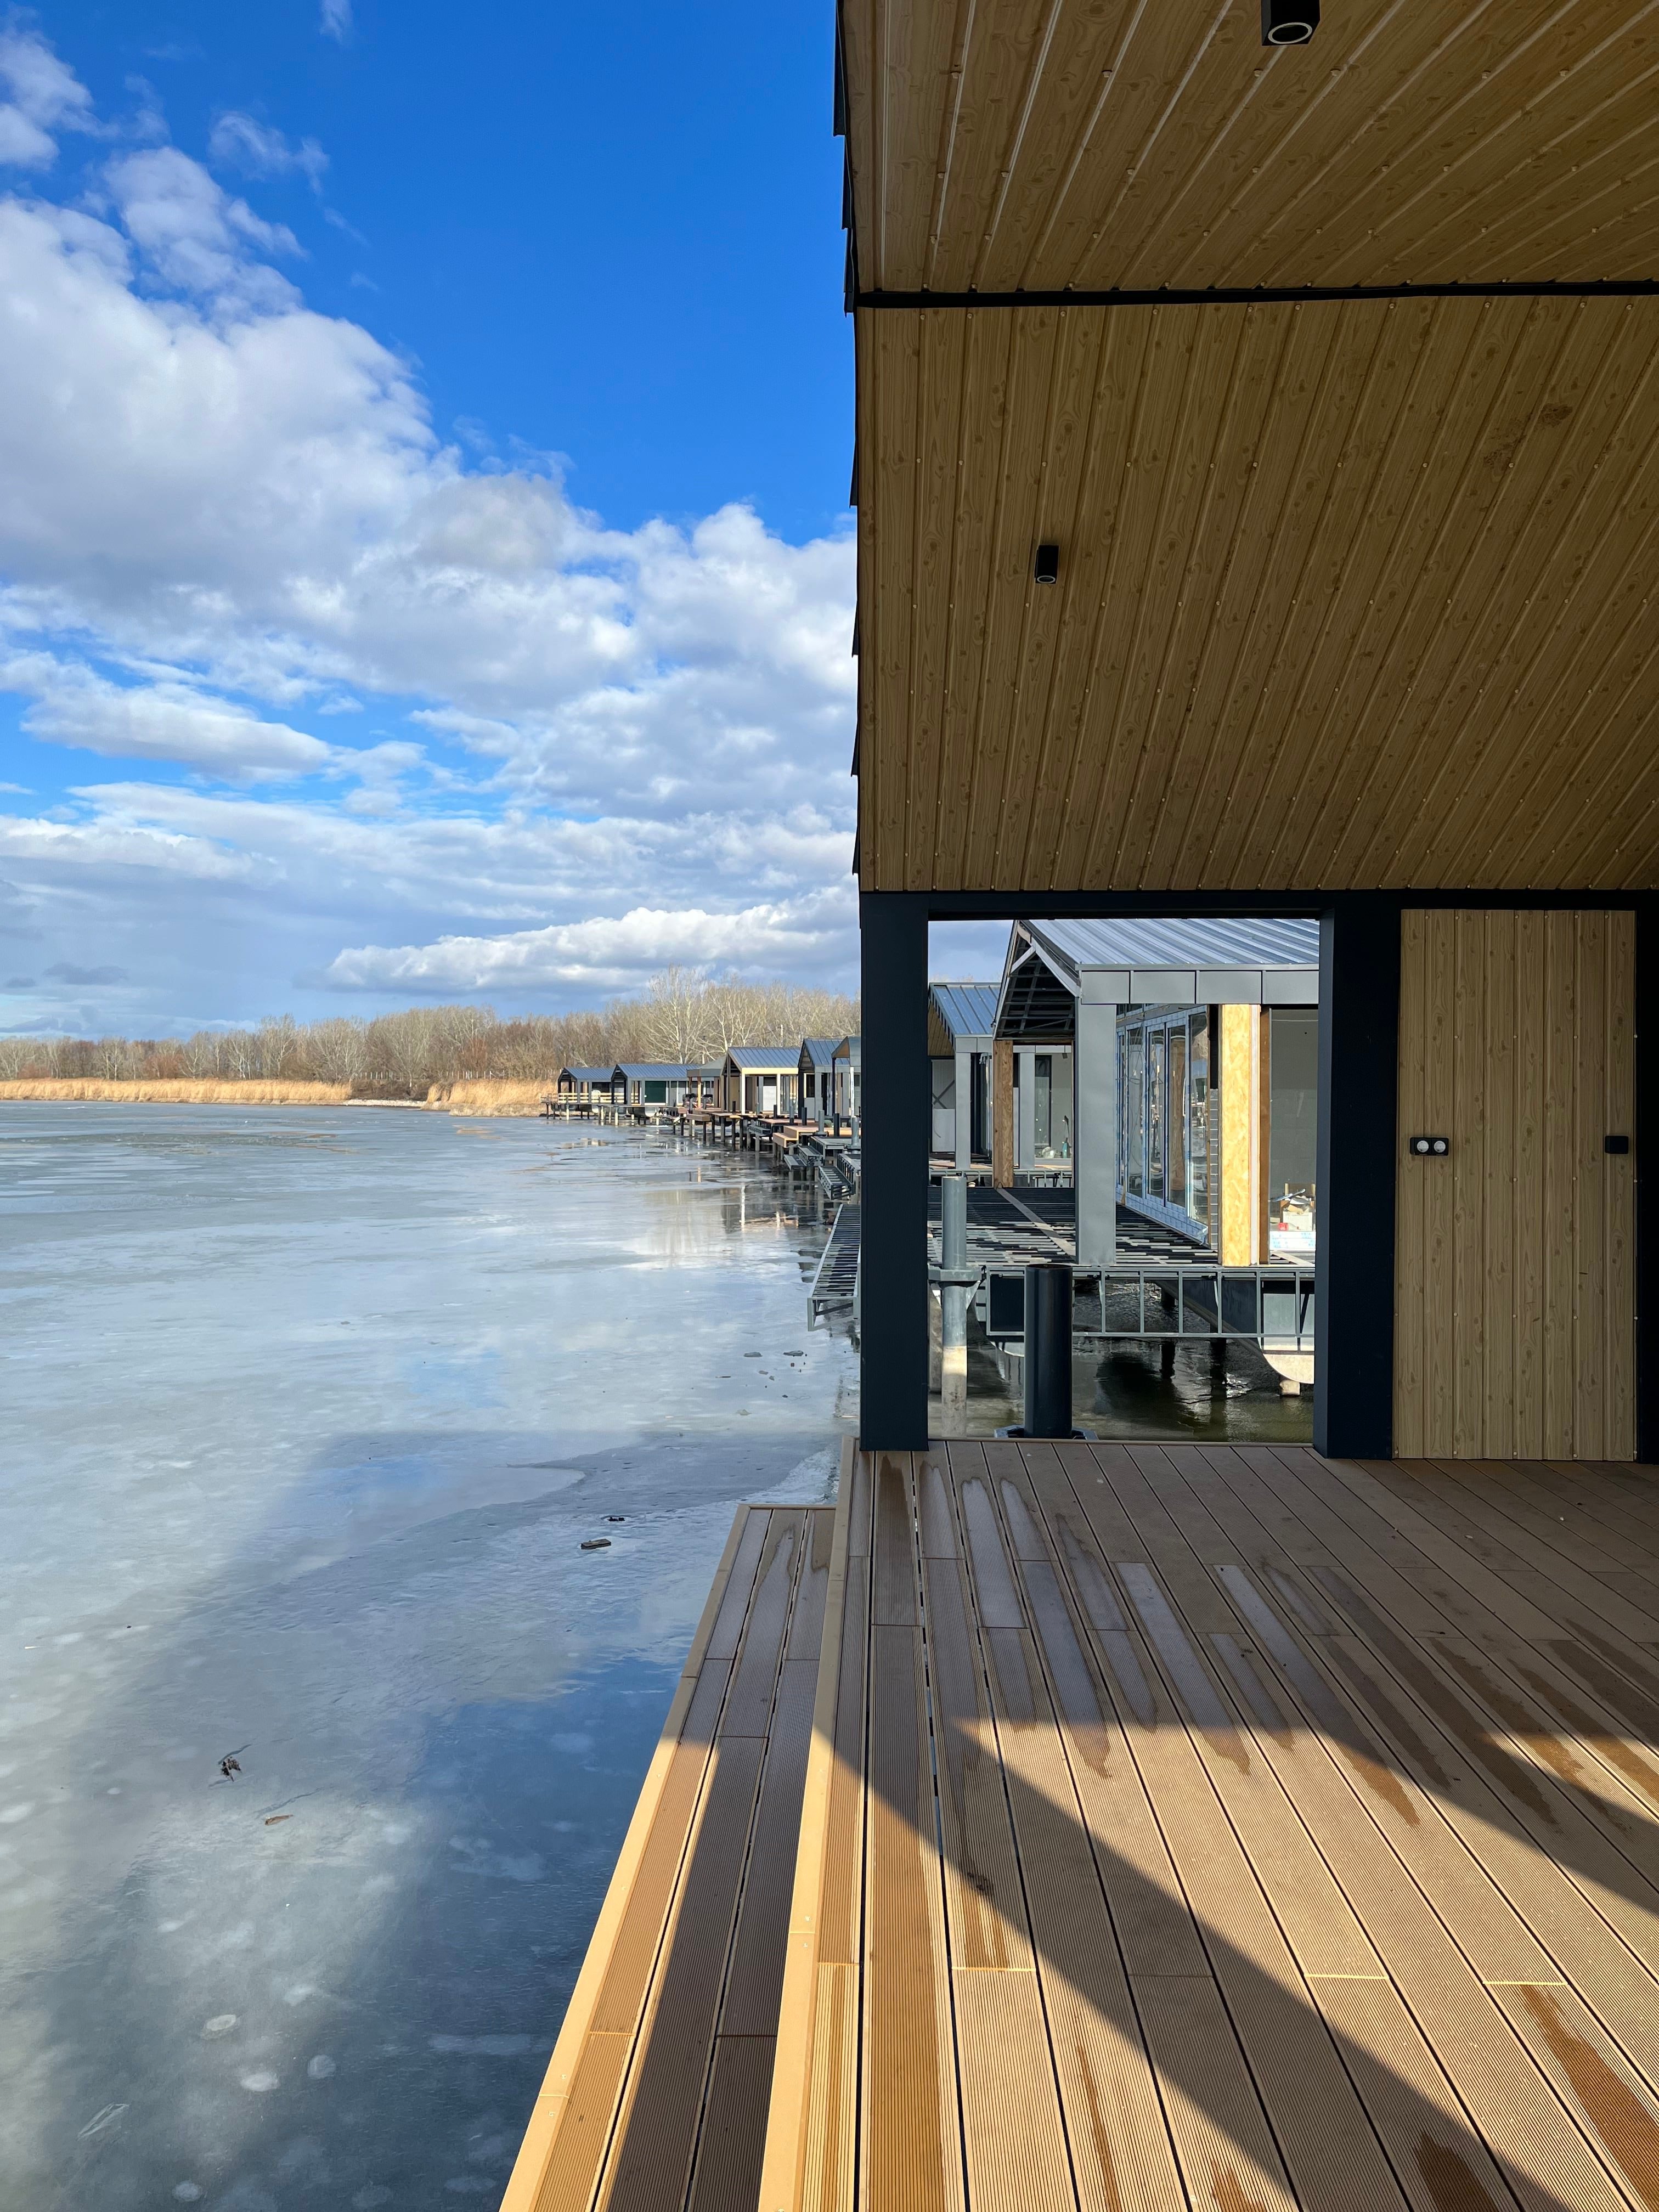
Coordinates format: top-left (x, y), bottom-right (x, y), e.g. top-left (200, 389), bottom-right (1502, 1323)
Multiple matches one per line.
top-left (1314, 895), bottom-right (1400, 1460)
top-left (1024, 1263), bottom-right (1074, 1437)
top-left (1637, 902), bottom-right (1659, 1464)
top-left (860, 891), bottom-right (930, 1448)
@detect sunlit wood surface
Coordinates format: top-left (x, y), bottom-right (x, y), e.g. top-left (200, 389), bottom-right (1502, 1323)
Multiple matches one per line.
top-left (839, 0), bottom-right (1659, 294)
top-left (765, 1443), bottom-right (1659, 2212)
top-left (501, 1501), bottom-right (834, 2212)
top-left (853, 296), bottom-right (1659, 893)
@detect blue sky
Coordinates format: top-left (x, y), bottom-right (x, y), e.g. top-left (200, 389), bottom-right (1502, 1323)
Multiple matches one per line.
top-left (0, 2), bottom-right (864, 1038)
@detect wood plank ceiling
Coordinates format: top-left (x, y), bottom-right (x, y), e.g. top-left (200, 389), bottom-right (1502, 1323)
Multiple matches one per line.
top-left (842, 0), bottom-right (1659, 893)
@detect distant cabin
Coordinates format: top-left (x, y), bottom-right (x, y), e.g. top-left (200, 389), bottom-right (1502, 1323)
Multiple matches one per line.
top-left (557, 1065), bottom-right (616, 1103)
top-left (927, 983), bottom-right (999, 1167)
top-left (997, 916), bottom-right (1319, 1261)
top-left (722, 1047), bottom-right (800, 1117)
top-left (681, 1062), bottom-right (720, 1108)
top-left (798, 1038), bottom-right (838, 1125)
top-left (613, 1063), bottom-right (691, 1109)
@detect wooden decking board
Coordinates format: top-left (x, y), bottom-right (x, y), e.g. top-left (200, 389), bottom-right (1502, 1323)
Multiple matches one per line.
top-left (529, 1451), bottom-right (1659, 2212)
top-left (503, 1501), bottom-right (832, 2212)
top-left (1175, 1451), bottom-right (1659, 2185)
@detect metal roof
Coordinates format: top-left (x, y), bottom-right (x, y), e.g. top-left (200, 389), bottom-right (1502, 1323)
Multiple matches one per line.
top-left (724, 1046), bottom-right (800, 1070)
top-left (613, 1063), bottom-right (689, 1081)
top-left (798, 1037), bottom-right (838, 1069)
top-left (928, 981), bottom-right (1000, 1045)
top-left (998, 917), bottom-right (1319, 1040)
top-left (1028, 918), bottom-right (1317, 972)
top-left (560, 1065), bottom-right (617, 1084)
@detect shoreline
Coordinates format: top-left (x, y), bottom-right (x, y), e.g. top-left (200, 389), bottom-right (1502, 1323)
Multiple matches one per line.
top-left (0, 1079), bottom-right (557, 1117)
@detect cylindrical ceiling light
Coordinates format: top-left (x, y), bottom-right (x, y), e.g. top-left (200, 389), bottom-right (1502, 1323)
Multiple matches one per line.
top-left (1034, 543), bottom-right (1059, 585)
top-left (1262, 0), bottom-right (1318, 41)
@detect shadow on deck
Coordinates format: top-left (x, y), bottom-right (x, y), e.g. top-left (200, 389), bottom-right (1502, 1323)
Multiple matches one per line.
top-left (506, 1444), bottom-right (1659, 2212)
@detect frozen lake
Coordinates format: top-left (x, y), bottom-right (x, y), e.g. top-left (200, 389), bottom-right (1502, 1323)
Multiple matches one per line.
top-left (0, 1105), bottom-right (856, 2210)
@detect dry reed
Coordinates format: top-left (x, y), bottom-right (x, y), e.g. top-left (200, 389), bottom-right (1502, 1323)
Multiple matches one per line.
top-left (0, 1079), bottom-right (353, 1105)
top-left (422, 1080), bottom-right (550, 1116)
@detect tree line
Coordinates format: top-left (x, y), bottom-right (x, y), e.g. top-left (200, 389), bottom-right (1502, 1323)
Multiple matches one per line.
top-left (0, 969), bottom-right (860, 1094)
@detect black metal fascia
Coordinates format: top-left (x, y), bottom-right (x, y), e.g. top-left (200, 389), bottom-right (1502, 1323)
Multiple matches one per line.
top-left (856, 279), bottom-right (1659, 311)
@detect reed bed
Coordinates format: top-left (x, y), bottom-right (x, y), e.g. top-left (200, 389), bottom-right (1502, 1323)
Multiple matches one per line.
top-left (0, 1078), bottom-right (354, 1105)
top-left (422, 1080), bottom-right (549, 1117)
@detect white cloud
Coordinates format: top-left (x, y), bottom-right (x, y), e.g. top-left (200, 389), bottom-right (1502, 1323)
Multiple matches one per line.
top-left (324, 889), bottom-right (859, 994)
top-left (0, 24), bottom-right (91, 169)
top-left (319, 0), bottom-right (352, 42)
top-left (207, 112), bottom-right (328, 193)
top-left (0, 35), bottom-right (857, 1030)
top-left (103, 146), bottom-right (301, 307)
top-left (0, 658), bottom-right (334, 780)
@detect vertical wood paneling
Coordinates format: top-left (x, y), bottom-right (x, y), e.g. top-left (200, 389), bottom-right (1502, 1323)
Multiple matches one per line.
top-left (1606, 912), bottom-right (1637, 1453)
top-left (1393, 913), bottom-right (1427, 1455)
top-left (1513, 912), bottom-right (1547, 1457)
top-left (1395, 909), bottom-right (1636, 1460)
top-left (1423, 911), bottom-right (1458, 1458)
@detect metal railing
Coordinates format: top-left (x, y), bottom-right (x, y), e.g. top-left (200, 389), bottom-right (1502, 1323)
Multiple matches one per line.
top-left (981, 1265), bottom-right (1315, 1350)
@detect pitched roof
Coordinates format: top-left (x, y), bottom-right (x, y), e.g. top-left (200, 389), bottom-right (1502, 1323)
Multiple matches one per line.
top-left (614, 1063), bottom-right (689, 1081)
top-left (798, 1037), bottom-right (838, 1069)
top-left (928, 981), bottom-right (1000, 1046)
top-left (724, 1045), bottom-right (800, 1070)
top-left (560, 1065), bottom-right (617, 1084)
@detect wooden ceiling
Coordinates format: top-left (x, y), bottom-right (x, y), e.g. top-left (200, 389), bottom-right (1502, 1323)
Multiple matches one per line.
top-left (857, 295), bottom-right (1659, 893)
top-left (839, 0), bottom-right (1659, 294)
top-left (844, 1), bottom-right (1659, 893)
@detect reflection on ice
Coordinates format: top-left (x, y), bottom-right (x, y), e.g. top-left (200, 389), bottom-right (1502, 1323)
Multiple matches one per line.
top-left (0, 1107), bottom-right (853, 2209)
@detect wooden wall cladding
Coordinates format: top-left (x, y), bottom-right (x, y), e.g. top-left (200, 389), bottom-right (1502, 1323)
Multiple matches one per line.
top-left (1393, 909), bottom-right (1635, 1461)
top-left (839, 0), bottom-right (1659, 292)
top-left (856, 296), bottom-right (1659, 894)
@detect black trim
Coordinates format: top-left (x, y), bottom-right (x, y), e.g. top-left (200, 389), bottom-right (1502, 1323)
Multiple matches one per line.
top-left (859, 891), bottom-right (931, 1448)
top-left (1638, 909), bottom-right (1659, 1464)
top-left (856, 281), bottom-right (1659, 310)
top-left (1314, 898), bottom-right (1399, 1460)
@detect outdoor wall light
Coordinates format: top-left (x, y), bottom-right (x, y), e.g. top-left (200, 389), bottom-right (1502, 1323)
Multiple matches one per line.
top-left (1409, 1135), bottom-right (1449, 1156)
top-left (1034, 543), bottom-right (1060, 585)
top-left (1262, 0), bottom-right (1319, 41)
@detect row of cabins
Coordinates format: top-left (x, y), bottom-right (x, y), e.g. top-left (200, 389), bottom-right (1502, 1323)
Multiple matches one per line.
top-left (554, 1039), bottom-right (862, 1122)
top-left (930, 917), bottom-right (1319, 1263)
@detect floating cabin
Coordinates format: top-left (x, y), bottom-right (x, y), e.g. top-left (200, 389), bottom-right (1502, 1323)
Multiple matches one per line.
top-left (507, 7), bottom-right (1659, 2209)
top-left (797, 1037), bottom-right (838, 1125)
top-left (997, 917), bottom-right (1319, 1261)
top-left (553, 1063), bottom-right (614, 1106)
top-left (926, 981), bottom-right (997, 1167)
top-left (720, 1046), bottom-right (800, 1118)
top-left (611, 1062), bottom-right (695, 1111)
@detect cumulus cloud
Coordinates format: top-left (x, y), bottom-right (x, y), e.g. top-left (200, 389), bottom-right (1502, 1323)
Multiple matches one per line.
top-left (2, 658), bottom-right (334, 779)
top-left (0, 22), bottom-right (91, 168)
top-left (324, 889), bottom-right (858, 994)
top-left (0, 32), bottom-right (857, 1028)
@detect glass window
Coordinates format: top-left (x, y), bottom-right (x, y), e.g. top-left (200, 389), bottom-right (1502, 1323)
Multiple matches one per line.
top-left (1126, 1028), bottom-right (1145, 1195)
top-left (1166, 1026), bottom-right (1187, 1209)
top-left (1188, 1012), bottom-right (1210, 1231)
top-left (1269, 1010), bottom-right (1319, 1254)
top-left (1148, 1029), bottom-right (1165, 1199)
top-left (1034, 1053), bottom-right (1052, 1155)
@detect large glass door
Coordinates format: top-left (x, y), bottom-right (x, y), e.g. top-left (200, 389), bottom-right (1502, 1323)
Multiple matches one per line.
top-left (1147, 1030), bottom-right (1165, 1199)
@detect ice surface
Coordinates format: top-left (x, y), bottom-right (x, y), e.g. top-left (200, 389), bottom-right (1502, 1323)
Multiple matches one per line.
top-left (0, 1107), bottom-right (855, 2209)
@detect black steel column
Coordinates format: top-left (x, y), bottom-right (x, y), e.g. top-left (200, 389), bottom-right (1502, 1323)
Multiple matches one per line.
top-left (1314, 895), bottom-right (1400, 1460)
top-left (859, 890), bottom-right (930, 1447)
top-left (1637, 902), bottom-right (1659, 1464)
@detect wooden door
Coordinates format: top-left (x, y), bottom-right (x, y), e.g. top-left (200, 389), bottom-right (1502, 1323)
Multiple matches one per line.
top-left (1394, 910), bottom-right (1635, 1459)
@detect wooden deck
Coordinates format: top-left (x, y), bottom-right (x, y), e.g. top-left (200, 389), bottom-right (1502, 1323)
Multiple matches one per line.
top-left (510, 1446), bottom-right (1659, 2212)
top-left (501, 1499), bottom-right (834, 2212)
top-left (768, 1444), bottom-right (1659, 2212)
